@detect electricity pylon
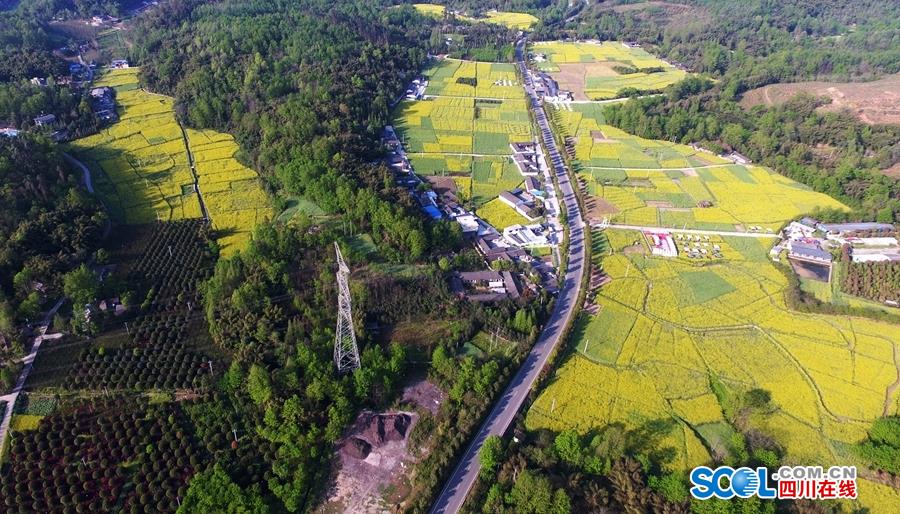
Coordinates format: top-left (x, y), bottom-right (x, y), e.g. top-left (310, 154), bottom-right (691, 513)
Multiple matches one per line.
top-left (333, 242), bottom-right (361, 374)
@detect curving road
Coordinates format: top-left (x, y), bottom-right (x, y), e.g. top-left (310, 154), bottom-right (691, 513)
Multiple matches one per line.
top-left (429, 38), bottom-right (587, 514)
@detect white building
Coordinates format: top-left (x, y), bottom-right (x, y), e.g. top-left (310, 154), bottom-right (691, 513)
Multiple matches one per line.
top-left (645, 231), bottom-right (677, 257)
top-left (503, 224), bottom-right (550, 248)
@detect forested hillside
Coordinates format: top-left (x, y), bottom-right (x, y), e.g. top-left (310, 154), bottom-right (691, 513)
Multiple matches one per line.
top-left (0, 136), bottom-right (105, 327)
top-left (536, 0), bottom-right (900, 87)
top-left (129, 0), bottom-right (455, 260)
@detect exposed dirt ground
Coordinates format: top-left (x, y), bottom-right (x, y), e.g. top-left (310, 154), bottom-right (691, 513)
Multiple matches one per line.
top-left (740, 74), bottom-right (900, 125)
top-left (551, 62), bottom-right (621, 101)
top-left (320, 378), bottom-right (445, 513)
top-left (401, 377), bottom-right (445, 415)
top-left (882, 162), bottom-right (900, 179)
top-left (584, 194), bottom-right (618, 225)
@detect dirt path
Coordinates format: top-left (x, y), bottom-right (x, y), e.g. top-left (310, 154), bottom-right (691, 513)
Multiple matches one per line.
top-left (883, 341), bottom-right (900, 416)
top-left (603, 223), bottom-right (780, 238)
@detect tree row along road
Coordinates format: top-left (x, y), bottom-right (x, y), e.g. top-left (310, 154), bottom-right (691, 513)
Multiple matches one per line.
top-left (429, 39), bottom-right (588, 514)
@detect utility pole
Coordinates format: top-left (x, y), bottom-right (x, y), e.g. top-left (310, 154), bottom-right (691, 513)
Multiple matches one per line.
top-left (333, 242), bottom-right (361, 374)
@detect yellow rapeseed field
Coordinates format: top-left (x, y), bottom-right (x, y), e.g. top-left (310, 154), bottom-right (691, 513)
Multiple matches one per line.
top-left (69, 68), bottom-right (270, 256)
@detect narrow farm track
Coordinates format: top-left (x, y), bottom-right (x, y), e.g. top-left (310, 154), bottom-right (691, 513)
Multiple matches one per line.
top-left (63, 152), bottom-right (94, 194)
top-left (429, 37), bottom-right (587, 514)
top-left (0, 299), bottom-right (65, 457)
top-left (603, 223), bottom-right (781, 238)
top-left (177, 123), bottom-right (210, 220)
top-left (883, 340), bottom-right (900, 416)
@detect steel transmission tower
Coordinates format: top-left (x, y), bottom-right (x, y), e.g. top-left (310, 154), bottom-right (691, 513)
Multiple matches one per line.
top-left (333, 242), bottom-right (361, 373)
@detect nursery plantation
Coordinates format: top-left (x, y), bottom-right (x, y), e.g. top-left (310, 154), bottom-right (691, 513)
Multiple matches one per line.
top-left (67, 68), bottom-right (270, 255)
top-left (531, 41), bottom-right (688, 100)
top-left (549, 103), bottom-right (848, 230)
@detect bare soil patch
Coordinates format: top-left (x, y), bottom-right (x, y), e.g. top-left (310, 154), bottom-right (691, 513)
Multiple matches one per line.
top-left (623, 244), bottom-right (646, 255)
top-left (425, 175), bottom-right (458, 196)
top-left (321, 411), bottom-right (419, 514)
top-left (591, 130), bottom-right (612, 143)
top-left (681, 168), bottom-right (699, 177)
top-left (881, 162), bottom-right (900, 179)
top-left (584, 194), bottom-right (618, 224)
top-left (551, 62), bottom-right (622, 101)
top-left (740, 74), bottom-right (900, 125)
top-left (401, 378), bottom-right (445, 415)
top-left (646, 200), bottom-right (674, 208)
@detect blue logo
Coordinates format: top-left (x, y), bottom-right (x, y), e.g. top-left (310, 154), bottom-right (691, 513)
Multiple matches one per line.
top-left (690, 466), bottom-right (777, 500)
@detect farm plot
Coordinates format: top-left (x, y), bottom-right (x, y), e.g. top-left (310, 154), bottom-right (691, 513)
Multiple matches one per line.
top-left (187, 129), bottom-right (271, 255)
top-left (412, 4), bottom-right (538, 30)
top-left (0, 398), bottom-right (208, 514)
top-left (65, 221), bottom-right (217, 392)
top-left (67, 68), bottom-right (270, 255)
top-left (423, 59), bottom-right (525, 99)
top-left (551, 103), bottom-right (848, 231)
top-left (527, 231), bottom-right (900, 512)
top-left (531, 41), bottom-right (686, 100)
top-left (394, 94), bottom-right (532, 210)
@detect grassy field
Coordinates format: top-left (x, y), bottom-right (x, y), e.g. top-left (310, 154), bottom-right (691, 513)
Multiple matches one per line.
top-left (550, 103), bottom-right (848, 230)
top-left (531, 41), bottom-right (686, 100)
top-left (69, 68), bottom-right (270, 256)
top-left (394, 77), bottom-right (532, 210)
top-left (528, 235), bottom-right (900, 509)
top-left (413, 4), bottom-right (538, 30)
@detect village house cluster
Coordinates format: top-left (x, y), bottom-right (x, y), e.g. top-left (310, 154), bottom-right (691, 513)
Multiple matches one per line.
top-left (381, 124), bottom-right (561, 302)
top-left (771, 217), bottom-right (899, 283)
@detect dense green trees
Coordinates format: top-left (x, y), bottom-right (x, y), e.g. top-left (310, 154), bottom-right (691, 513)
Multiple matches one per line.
top-left (0, 136), bottom-right (105, 323)
top-left (178, 464), bottom-right (269, 514)
top-left (534, 0), bottom-right (900, 85)
top-left (855, 416), bottom-right (900, 475)
top-left (62, 263), bottom-right (99, 307)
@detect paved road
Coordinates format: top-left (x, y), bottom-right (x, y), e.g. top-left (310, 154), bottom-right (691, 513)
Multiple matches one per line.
top-left (63, 152), bottom-right (94, 194)
top-left (0, 299), bottom-right (65, 457)
top-left (604, 223), bottom-right (781, 239)
top-left (429, 38), bottom-right (587, 514)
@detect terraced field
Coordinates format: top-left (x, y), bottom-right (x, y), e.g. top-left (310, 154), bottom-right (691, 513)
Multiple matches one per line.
top-left (68, 68), bottom-right (270, 255)
top-left (550, 103), bottom-right (848, 230)
top-left (531, 41), bottom-right (687, 100)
